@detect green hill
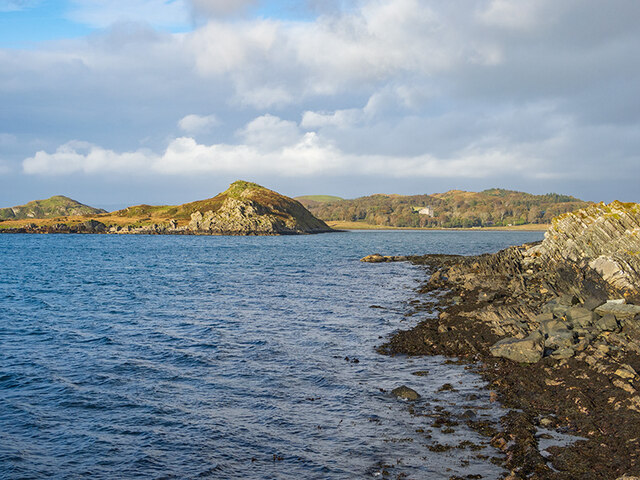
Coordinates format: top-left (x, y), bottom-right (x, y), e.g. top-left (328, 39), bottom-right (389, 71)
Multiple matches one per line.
top-left (294, 195), bottom-right (344, 204)
top-left (297, 189), bottom-right (589, 228)
top-left (0, 195), bottom-right (106, 220)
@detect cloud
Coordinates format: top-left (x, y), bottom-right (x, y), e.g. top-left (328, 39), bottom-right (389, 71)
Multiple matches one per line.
top-left (4, 0), bottom-right (640, 202)
top-left (178, 114), bottom-right (219, 134)
top-left (24, 114), bottom-right (547, 179)
top-left (188, 0), bottom-right (256, 18)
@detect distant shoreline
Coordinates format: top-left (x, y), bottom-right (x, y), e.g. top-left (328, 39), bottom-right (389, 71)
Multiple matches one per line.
top-left (326, 221), bottom-right (549, 231)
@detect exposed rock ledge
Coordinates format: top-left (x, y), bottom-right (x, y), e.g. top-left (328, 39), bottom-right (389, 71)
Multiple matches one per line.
top-left (366, 201), bottom-right (640, 479)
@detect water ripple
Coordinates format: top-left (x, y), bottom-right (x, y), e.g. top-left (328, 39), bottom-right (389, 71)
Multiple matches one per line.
top-left (0, 231), bottom-right (542, 479)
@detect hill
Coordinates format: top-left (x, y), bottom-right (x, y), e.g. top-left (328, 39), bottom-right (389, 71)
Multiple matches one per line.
top-left (0, 181), bottom-right (334, 235)
top-left (294, 195), bottom-right (344, 204)
top-left (0, 195), bottom-right (106, 220)
top-left (297, 188), bottom-right (589, 228)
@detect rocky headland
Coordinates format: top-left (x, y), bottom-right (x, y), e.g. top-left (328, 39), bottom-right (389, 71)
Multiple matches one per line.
top-left (364, 201), bottom-right (640, 479)
top-left (0, 181), bottom-right (334, 236)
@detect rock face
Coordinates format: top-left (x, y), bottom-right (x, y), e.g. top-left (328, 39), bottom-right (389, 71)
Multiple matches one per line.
top-left (528, 201), bottom-right (640, 294)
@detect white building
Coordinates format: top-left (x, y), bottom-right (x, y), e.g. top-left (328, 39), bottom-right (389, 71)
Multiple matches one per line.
top-left (418, 207), bottom-right (434, 217)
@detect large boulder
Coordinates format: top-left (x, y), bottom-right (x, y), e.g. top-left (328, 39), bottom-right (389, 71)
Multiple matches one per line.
top-left (595, 302), bottom-right (640, 320)
top-left (490, 331), bottom-right (544, 363)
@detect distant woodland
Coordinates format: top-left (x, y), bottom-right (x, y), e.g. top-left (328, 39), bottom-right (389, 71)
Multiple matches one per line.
top-left (297, 189), bottom-right (589, 228)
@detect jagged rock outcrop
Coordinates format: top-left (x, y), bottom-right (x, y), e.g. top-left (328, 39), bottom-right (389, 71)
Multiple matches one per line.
top-left (526, 201), bottom-right (640, 294)
top-left (373, 201), bottom-right (640, 478)
top-left (185, 182), bottom-right (333, 235)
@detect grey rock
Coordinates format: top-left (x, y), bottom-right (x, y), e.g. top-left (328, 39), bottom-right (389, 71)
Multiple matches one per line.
top-left (545, 330), bottom-right (575, 349)
top-left (550, 347), bottom-right (575, 359)
top-left (594, 314), bottom-right (619, 332)
top-left (535, 312), bottom-right (554, 323)
top-left (490, 331), bottom-right (544, 364)
top-left (391, 385), bottom-right (421, 401)
top-left (539, 318), bottom-right (568, 335)
top-left (565, 306), bottom-right (597, 328)
top-left (595, 303), bottom-right (640, 320)
top-left (583, 296), bottom-right (606, 311)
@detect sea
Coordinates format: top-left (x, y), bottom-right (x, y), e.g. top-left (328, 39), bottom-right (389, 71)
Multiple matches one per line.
top-left (0, 230), bottom-right (543, 479)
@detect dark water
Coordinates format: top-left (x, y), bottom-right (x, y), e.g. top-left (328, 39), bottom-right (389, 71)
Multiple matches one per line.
top-left (0, 230), bottom-right (543, 479)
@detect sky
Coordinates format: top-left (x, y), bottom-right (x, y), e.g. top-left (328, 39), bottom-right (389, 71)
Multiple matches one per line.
top-left (0, 0), bottom-right (639, 210)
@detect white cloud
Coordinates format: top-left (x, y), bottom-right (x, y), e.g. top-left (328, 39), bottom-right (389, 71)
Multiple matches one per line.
top-left (23, 114), bottom-right (547, 179)
top-left (178, 114), bottom-right (219, 134)
top-left (4, 0), bottom-right (640, 202)
top-left (238, 114), bottom-right (301, 150)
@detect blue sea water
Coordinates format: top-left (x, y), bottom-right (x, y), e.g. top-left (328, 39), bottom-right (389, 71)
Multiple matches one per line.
top-left (0, 230), bottom-right (543, 479)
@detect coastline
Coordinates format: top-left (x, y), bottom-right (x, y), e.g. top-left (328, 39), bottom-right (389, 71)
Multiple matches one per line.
top-left (326, 221), bottom-right (549, 232)
top-left (374, 246), bottom-right (640, 479)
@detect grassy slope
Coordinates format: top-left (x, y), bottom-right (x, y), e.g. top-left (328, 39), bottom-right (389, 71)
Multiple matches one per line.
top-left (0, 181), bottom-right (328, 230)
top-left (294, 195), bottom-right (344, 203)
top-left (0, 195), bottom-right (106, 220)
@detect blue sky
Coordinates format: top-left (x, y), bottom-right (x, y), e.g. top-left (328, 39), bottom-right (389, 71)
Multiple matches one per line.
top-left (1, 0), bottom-right (639, 210)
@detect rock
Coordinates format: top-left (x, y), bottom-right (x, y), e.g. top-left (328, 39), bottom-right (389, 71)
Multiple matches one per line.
top-left (607, 298), bottom-right (626, 305)
top-left (594, 314), bottom-right (618, 332)
top-left (78, 219), bottom-right (107, 233)
top-left (541, 296), bottom-right (578, 317)
top-left (550, 347), bottom-right (575, 359)
top-left (545, 330), bottom-right (575, 350)
top-left (583, 296), bottom-right (606, 311)
top-left (565, 306), bottom-right (597, 328)
top-left (460, 409), bottom-right (477, 420)
top-left (528, 201), bottom-right (640, 294)
top-left (361, 254), bottom-right (388, 263)
top-left (539, 318), bottom-right (568, 335)
top-left (490, 331), bottom-right (544, 363)
top-left (391, 385), bottom-right (421, 401)
top-left (535, 312), bottom-right (554, 323)
top-left (595, 303), bottom-right (640, 320)
top-left (614, 365), bottom-right (638, 380)
top-left (616, 475), bottom-right (640, 480)
top-left (613, 379), bottom-right (637, 394)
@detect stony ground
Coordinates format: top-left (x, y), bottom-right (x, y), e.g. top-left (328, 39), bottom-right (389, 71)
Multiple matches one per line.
top-left (370, 246), bottom-right (640, 480)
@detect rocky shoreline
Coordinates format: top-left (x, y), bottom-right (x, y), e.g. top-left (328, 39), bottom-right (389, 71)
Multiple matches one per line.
top-left (364, 201), bottom-right (640, 479)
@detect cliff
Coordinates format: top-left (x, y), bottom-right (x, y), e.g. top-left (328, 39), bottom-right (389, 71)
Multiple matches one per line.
top-left (0, 195), bottom-right (106, 220)
top-left (526, 201), bottom-right (640, 294)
